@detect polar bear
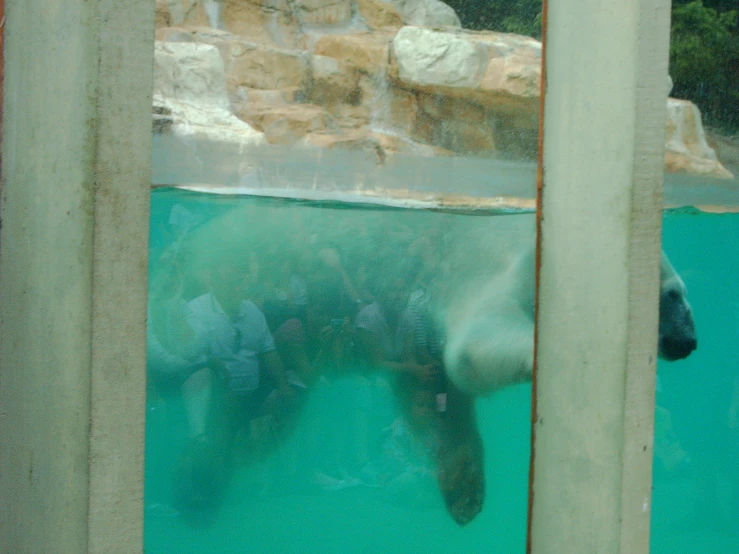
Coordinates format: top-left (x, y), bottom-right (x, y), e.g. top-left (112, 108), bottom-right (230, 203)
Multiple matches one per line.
top-left (441, 243), bottom-right (697, 397)
top-left (155, 201), bottom-right (697, 527)
top-left (433, 236), bottom-right (696, 526)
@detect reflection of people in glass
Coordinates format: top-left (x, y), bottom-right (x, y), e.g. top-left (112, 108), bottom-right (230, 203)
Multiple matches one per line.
top-left (173, 252), bottom-right (295, 518)
top-left (355, 259), bottom-right (438, 382)
top-left (376, 381), bottom-right (441, 507)
top-left (147, 254), bottom-right (204, 385)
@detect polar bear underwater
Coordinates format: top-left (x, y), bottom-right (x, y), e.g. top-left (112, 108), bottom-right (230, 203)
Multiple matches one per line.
top-left (156, 201), bottom-right (697, 527)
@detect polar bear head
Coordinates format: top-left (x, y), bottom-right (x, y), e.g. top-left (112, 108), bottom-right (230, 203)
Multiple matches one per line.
top-left (443, 248), bottom-right (697, 397)
top-left (658, 252), bottom-right (697, 361)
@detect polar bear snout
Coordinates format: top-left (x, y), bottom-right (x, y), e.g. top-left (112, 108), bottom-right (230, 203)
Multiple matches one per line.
top-left (658, 279), bottom-right (697, 361)
top-left (659, 335), bottom-right (697, 361)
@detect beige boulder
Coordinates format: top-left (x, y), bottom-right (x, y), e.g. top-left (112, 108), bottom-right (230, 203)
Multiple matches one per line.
top-left (384, 0), bottom-right (460, 28)
top-left (293, 0), bottom-right (353, 26)
top-left (155, 0), bottom-right (211, 29)
top-left (359, 75), bottom-right (418, 134)
top-left (309, 56), bottom-right (362, 105)
top-left (153, 41), bottom-right (265, 147)
top-left (356, 0), bottom-right (404, 29)
top-left (665, 98), bottom-right (734, 179)
top-left (313, 30), bottom-right (397, 75)
top-left (237, 104), bottom-right (338, 145)
top-left (158, 28), bottom-right (312, 94)
top-left (391, 27), bottom-right (540, 116)
top-left (706, 131), bottom-right (739, 178)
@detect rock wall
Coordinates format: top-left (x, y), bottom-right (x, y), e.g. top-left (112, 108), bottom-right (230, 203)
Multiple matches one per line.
top-left (153, 0), bottom-right (733, 179)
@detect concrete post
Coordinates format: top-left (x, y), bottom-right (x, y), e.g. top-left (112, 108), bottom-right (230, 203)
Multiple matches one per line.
top-left (529, 0), bottom-right (672, 553)
top-left (0, 1), bottom-right (153, 552)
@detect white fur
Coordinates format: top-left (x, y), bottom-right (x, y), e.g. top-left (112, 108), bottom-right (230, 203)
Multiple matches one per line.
top-left (442, 240), bottom-right (694, 397)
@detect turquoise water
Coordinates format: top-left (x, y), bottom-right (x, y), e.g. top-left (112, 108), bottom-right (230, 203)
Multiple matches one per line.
top-left (145, 188), bottom-right (739, 553)
top-left (651, 211), bottom-right (739, 553)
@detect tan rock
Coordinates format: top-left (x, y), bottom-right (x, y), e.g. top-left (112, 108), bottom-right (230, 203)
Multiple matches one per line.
top-left (293, 0), bottom-right (352, 26)
top-left (237, 104), bottom-right (337, 145)
top-left (157, 0), bottom-right (211, 28)
top-left (390, 27), bottom-right (540, 121)
top-left (417, 93), bottom-right (487, 124)
top-left (174, 28), bottom-right (310, 91)
top-left (480, 53), bottom-right (540, 103)
top-left (665, 98), bottom-right (733, 179)
top-left (156, 0), bottom-right (172, 27)
top-left (706, 131), bottom-right (739, 178)
top-left (152, 17), bottom-right (730, 178)
top-left (384, 0), bottom-right (460, 28)
top-left (229, 43), bottom-right (311, 90)
top-left (329, 104), bottom-right (372, 131)
top-left (359, 76), bottom-right (418, 134)
top-left (235, 87), bottom-right (302, 106)
top-left (313, 31), bottom-right (397, 75)
top-left (309, 56), bottom-right (361, 105)
top-left (414, 93), bottom-right (496, 154)
top-left (153, 41), bottom-right (265, 147)
top-left (357, 0), bottom-right (404, 29)
top-left (221, 0), bottom-right (302, 48)
top-left (392, 27), bottom-right (485, 90)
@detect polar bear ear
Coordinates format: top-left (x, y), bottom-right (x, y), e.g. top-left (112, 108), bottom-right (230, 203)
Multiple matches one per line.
top-left (660, 250), bottom-right (677, 282)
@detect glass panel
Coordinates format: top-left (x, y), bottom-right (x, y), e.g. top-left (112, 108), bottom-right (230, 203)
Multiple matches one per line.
top-left (651, 208), bottom-right (739, 553)
top-left (146, 1), bottom-right (542, 551)
top-left (651, 1), bottom-right (739, 551)
top-left (144, 0), bottom-right (734, 551)
top-left (145, 190), bottom-right (534, 551)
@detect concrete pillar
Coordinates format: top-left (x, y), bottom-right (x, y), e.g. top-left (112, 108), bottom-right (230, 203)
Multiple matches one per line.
top-left (529, 0), bottom-right (672, 553)
top-left (0, 1), bottom-right (153, 552)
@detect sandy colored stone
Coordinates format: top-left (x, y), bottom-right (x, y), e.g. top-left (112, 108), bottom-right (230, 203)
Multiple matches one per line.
top-left (392, 27), bottom-right (484, 90)
top-left (329, 104), bottom-right (372, 130)
top-left (359, 75), bottom-right (419, 134)
top-left (157, 0), bottom-right (211, 28)
top-left (154, 28), bottom-right (308, 92)
top-left (314, 31), bottom-right (397, 75)
top-left (415, 93), bottom-right (497, 154)
top-left (237, 104), bottom-right (337, 144)
top-left (293, 0), bottom-right (352, 25)
top-left (417, 93), bottom-right (487, 124)
top-left (357, 0), bottom-right (404, 29)
top-left (156, 0), bottom-right (172, 27)
top-left (386, 0), bottom-right (460, 28)
top-left (150, 16), bottom-right (731, 176)
top-left (665, 98), bottom-right (733, 179)
top-left (390, 27), bottom-right (540, 120)
top-left (236, 87), bottom-right (302, 106)
top-left (310, 56), bottom-right (361, 105)
top-left (228, 43), bottom-right (310, 90)
top-left (706, 131), bottom-right (739, 178)
top-left (221, 0), bottom-right (302, 48)
top-left (153, 41), bottom-right (265, 147)
top-left (480, 54), bottom-right (540, 100)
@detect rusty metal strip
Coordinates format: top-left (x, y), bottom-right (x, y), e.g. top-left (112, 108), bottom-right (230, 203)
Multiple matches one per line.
top-left (527, 0), bottom-right (548, 551)
top-left (1, 0), bottom-right (4, 192)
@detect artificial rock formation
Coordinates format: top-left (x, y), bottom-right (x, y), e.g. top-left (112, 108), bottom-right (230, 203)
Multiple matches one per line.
top-left (153, 0), bottom-right (734, 179)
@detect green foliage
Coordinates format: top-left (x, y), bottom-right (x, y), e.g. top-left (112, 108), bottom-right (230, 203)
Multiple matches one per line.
top-left (443, 0), bottom-right (543, 38)
top-left (669, 1), bottom-right (739, 132)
